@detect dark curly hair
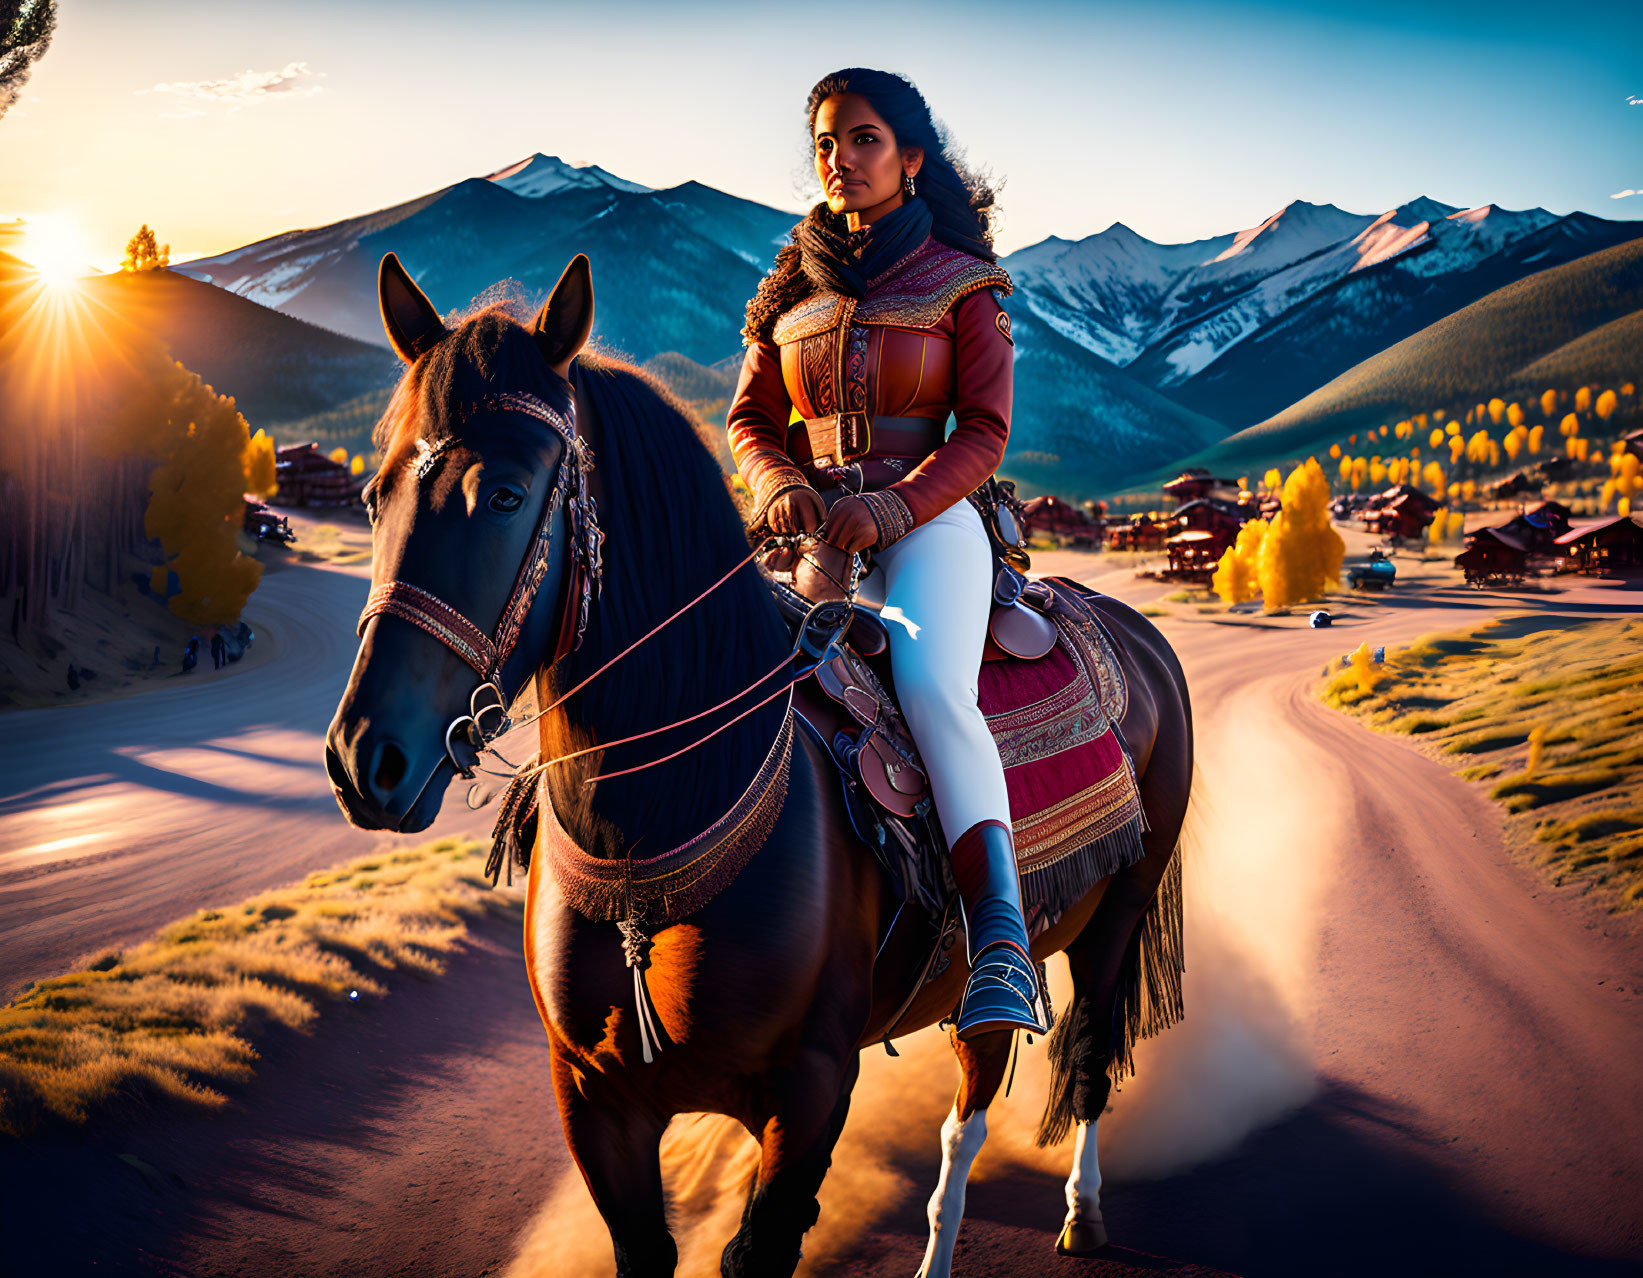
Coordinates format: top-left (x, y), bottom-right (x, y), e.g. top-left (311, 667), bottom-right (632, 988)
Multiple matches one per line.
top-left (742, 67), bottom-right (999, 344)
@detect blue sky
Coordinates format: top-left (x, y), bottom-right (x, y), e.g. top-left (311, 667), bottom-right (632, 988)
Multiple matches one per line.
top-left (2, 0), bottom-right (1639, 266)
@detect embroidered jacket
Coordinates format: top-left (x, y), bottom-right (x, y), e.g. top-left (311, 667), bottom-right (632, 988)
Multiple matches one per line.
top-left (727, 235), bottom-right (1014, 538)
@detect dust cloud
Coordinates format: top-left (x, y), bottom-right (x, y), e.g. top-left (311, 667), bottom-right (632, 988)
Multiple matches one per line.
top-left (508, 670), bottom-right (1333, 1274)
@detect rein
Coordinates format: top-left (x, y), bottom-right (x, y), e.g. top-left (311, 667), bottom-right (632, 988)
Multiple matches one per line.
top-left (358, 379), bottom-right (861, 1066)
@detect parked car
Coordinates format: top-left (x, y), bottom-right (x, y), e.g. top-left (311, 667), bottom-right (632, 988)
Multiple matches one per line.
top-left (1348, 549), bottom-right (1396, 591)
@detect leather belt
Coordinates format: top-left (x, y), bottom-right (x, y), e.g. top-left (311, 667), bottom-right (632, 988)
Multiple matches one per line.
top-left (788, 413), bottom-right (946, 468)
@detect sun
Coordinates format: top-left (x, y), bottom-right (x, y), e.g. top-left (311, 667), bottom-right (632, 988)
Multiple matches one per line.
top-left (16, 214), bottom-right (98, 289)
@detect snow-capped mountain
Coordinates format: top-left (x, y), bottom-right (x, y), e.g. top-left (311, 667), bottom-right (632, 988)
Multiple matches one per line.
top-left (485, 153), bottom-right (652, 197)
top-left (176, 163), bottom-right (1642, 492)
top-left (1002, 197), bottom-right (1640, 430)
top-left (179, 158), bottom-right (796, 363)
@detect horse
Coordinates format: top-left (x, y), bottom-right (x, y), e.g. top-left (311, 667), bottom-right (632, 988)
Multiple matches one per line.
top-left (326, 253), bottom-right (1193, 1278)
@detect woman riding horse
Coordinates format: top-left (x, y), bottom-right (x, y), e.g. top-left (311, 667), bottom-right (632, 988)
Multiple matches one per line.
top-left (729, 67), bottom-right (1044, 1041)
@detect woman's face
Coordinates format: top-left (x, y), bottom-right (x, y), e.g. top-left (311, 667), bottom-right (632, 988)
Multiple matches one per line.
top-left (813, 92), bottom-right (923, 225)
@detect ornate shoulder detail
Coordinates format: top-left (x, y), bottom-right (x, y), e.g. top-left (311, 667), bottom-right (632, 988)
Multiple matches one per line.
top-left (857, 241), bottom-right (1012, 329)
top-left (771, 291), bottom-right (847, 345)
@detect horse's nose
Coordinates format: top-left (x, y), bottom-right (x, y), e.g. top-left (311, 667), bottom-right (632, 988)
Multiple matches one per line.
top-left (365, 737), bottom-right (412, 810)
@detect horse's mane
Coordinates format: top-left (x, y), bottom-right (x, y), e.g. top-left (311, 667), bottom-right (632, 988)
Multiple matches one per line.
top-left (373, 302), bottom-right (790, 853)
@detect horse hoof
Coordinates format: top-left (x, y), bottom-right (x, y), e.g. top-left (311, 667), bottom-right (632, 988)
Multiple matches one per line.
top-left (1056, 1219), bottom-right (1108, 1256)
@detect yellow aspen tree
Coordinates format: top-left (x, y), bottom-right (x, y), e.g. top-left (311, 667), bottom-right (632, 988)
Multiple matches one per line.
top-left (1329, 443), bottom-right (1342, 459)
top-left (350, 454), bottom-right (366, 476)
top-left (1423, 461), bottom-right (1446, 496)
top-left (1507, 402), bottom-right (1524, 428)
top-left (1212, 517), bottom-right (1266, 605)
top-left (1447, 510), bottom-right (1466, 539)
top-left (1621, 496), bottom-right (1633, 517)
top-left (1447, 420), bottom-right (1461, 436)
top-left (242, 429), bottom-right (277, 499)
top-left (1595, 389), bottom-right (1617, 420)
top-left (1429, 428), bottom-right (1445, 449)
top-left (1575, 386), bottom-right (1592, 413)
top-left (1264, 467), bottom-right (1283, 491)
top-left (1560, 412), bottom-right (1579, 437)
top-left (1428, 506), bottom-right (1448, 543)
top-left (1338, 455), bottom-right (1353, 480)
top-left (1540, 389), bottom-right (1558, 417)
top-left (1256, 458), bottom-right (1344, 612)
top-left (1488, 397), bottom-right (1505, 425)
top-left (1528, 424), bottom-right (1543, 453)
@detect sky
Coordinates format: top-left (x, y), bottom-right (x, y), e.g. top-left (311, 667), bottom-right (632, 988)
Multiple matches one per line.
top-left (2, 0), bottom-right (1640, 271)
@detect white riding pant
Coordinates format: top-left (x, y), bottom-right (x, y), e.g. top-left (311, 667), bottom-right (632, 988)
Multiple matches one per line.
top-left (856, 498), bottom-right (1011, 848)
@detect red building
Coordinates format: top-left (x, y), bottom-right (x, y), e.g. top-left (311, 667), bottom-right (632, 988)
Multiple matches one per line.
top-left (1455, 527), bottom-right (1529, 587)
top-left (1162, 468), bottom-right (1239, 505)
top-left (1553, 515), bottom-right (1643, 575)
top-left (1361, 484), bottom-right (1440, 540)
top-left (272, 442), bottom-right (365, 507)
top-left (1021, 495), bottom-right (1100, 546)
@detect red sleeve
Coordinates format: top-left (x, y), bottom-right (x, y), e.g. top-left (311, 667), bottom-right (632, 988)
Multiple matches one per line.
top-left (885, 288), bottom-right (1012, 527)
top-left (726, 338), bottom-right (811, 525)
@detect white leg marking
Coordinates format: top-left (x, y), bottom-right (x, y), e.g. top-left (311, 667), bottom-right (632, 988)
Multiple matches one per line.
top-left (915, 1105), bottom-right (988, 1278)
top-left (1056, 1118), bottom-right (1108, 1254)
top-left (1064, 1119), bottom-right (1102, 1228)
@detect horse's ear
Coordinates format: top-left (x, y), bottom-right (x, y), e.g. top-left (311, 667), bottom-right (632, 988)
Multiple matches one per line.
top-left (534, 254), bottom-right (594, 377)
top-left (379, 252), bottom-right (446, 363)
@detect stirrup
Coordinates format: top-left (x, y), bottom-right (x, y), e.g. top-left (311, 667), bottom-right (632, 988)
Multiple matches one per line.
top-left (955, 943), bottom-right (1049, 1040)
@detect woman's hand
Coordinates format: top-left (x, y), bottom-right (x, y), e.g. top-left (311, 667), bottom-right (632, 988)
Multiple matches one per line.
top-left (768, 486), bottom-right (826, 536)
top-left (821, 495), bottom-right (878, 553)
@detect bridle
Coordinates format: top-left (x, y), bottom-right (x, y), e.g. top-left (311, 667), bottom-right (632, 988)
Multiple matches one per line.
top-left (356, 388), bottom-right (605, 776)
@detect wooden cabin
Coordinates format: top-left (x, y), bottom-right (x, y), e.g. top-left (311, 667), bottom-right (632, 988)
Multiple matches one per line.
top-left (1162, 468), bottom-right (1238, 505)
top-left (1491, 502), bottom-right (1572, 556)
top-left (1164, 529), bottom-right (1226, 581)
top-left (1361, 484), bottom-right (1440, 540)
top-left (1553, 514), bottom-right (1643, 575)
top-left (1107, 511), bottom-right (1171, 552)
top-left (1021, 495), bottom-right (1099, 546)
top-left (272, 442), bottom-right (364, 507)
top-left (1455, 527), bottom-right (1529, 586)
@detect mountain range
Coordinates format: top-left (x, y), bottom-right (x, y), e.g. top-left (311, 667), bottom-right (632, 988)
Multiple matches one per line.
top-left (171, 154), bottom-right (1643, 494)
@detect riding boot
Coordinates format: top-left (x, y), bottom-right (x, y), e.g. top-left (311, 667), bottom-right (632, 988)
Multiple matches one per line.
top-left (950, 819), bottom-right (1049, 1039)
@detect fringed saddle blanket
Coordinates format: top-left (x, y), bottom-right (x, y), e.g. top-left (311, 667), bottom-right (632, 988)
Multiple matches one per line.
top-left (979, 584), bottom-right (1146, 941)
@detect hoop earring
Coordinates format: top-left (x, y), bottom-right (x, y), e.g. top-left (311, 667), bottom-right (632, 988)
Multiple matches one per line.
top-left (903, 170), bottom-right (916, 199)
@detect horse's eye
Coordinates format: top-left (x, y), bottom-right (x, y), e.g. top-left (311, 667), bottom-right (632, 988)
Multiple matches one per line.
top-left (488, 488), bottom-right (524, 514)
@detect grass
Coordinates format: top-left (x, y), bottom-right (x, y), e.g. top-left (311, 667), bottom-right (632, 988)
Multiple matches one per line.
top-left (1321, 614), bottom-right (1643, 910)
top-left (0, 838), bottom-right (509, 1137)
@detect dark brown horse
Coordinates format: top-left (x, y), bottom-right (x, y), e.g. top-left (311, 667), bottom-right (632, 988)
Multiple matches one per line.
top-left (326, 255), bottom-right (1193, 1278)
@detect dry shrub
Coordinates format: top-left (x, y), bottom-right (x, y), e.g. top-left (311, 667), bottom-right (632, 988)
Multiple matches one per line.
top-left (0, 838), bottom-right (500, 1137)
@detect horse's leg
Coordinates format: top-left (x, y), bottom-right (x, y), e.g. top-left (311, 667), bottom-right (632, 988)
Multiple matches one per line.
top-left (915, 1027), bottom-right (1013, 1278)
top-left (1048, 757), bottom-right (1190, 1256)
top-left (552, 1048), bottom-right (677, 1278)
top-left (720, 1051), bottom-right (860, 1278)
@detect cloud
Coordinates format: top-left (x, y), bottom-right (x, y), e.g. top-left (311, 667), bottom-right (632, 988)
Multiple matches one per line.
top-left (1627, 94), bottom-right (1643, 106)
top-left (1612, 189), bottom-right (1642, 199)
top-left (139, 61), bottom-right (323, 116)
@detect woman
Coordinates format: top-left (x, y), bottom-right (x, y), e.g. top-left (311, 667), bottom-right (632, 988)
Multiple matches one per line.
top-left (727, 67), bottom-right (1044, 1039)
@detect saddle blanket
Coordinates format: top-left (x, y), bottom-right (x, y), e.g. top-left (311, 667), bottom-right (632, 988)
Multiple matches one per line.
top-left (979, 585), bottom-right (1145, 934)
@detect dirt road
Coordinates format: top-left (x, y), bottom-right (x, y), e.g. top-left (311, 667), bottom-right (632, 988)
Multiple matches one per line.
top-left (0, 527), bottom-right (494, 997)
top-left (4, 537), bottom-right (1641, 1276)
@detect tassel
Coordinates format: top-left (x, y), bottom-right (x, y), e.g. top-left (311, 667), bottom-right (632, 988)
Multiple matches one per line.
top-left (882, 1036), bottom-right (900, 1057)
top-left (617, 918), bottom-right (664, 1064)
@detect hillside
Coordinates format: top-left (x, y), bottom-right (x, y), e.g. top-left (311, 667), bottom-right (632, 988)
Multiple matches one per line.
top-left (79, 269), bottom-right (398, 431)
top-left (1001, 308), bottom-right (1227, 499)
top-left (1160, 236), bottom-right (1643, 481)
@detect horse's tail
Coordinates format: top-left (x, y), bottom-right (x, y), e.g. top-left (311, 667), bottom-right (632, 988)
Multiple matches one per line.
top-left (1034, 764), bottom-right (1198, 1147)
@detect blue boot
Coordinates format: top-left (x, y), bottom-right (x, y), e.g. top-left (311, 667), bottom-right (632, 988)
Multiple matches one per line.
top-left (951, 819), bottom-right (1048, 1039)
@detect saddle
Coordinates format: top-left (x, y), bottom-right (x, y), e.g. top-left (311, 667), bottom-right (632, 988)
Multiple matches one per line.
top-left (775, 564), bottom-right (1146, 944)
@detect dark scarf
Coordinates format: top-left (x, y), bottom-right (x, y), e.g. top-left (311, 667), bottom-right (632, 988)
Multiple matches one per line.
top-left (794, 196), bottom-right (933, 298)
